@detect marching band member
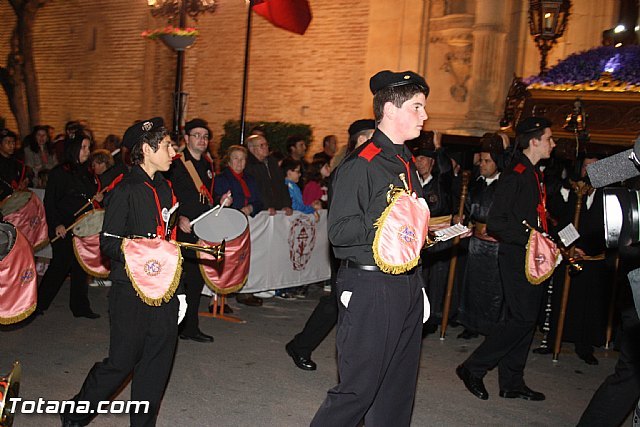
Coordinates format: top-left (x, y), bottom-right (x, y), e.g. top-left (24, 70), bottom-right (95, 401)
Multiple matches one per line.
top-left (457, 117), bottom-right (555, 402)
top-left (312, 70), bottom-right (429, 426)
top-left (62, 118), bottom-right (186, 426)
top-left (169, 118), bottom-right (220, 343)
top-left (36, 133), bottom-right (100, 319)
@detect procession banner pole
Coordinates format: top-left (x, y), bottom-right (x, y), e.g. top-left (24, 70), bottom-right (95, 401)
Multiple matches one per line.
top-left (440, 170), bottom-right (470, 339)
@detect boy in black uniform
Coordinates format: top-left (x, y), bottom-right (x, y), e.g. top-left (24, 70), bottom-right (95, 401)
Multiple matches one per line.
top-left (311, 71), bottom-right (429, 426)
top-left (62, 118), bottom-right (186, 426)
top-left (457, 117), bottom-right (555, 402)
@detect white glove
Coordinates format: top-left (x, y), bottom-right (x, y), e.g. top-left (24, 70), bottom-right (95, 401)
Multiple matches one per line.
top-left (177, 294), bottom-right (187, 325)
top-left (422, 288), bottom-right (430, 324)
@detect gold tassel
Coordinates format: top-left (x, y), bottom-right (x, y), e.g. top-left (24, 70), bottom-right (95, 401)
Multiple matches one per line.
top-left (0, 304), bottom-right (36, 325)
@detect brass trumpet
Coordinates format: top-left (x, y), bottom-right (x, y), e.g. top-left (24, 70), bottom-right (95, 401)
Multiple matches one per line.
top-left (102, 232), bottom-right (225, 261)
top-left (174, 239), bottom-right (226, 260)
top-left (0, 361), bottom-right (21, 427)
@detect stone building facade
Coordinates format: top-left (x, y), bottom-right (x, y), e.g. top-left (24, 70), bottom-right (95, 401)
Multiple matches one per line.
top-left (0, 0), bottom-right (618, 155)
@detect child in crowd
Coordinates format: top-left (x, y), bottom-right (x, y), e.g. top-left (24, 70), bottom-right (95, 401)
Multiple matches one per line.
top-left (282, 158), bottom-right (321, 215)
top-left (302, 159), bottom-right (330, 209)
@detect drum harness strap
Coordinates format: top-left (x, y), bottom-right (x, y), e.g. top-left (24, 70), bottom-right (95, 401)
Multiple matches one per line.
top-left (180, 155), bottom-right (214, 205)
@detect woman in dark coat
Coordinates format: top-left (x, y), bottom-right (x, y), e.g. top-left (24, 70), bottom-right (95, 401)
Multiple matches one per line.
top-left (214, 145), bottom-right (263, 216)
top-left (36, 133), bottom-right (102, 318)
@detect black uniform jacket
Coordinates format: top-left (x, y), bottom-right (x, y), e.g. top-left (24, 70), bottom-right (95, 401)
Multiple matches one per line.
top-left (167, 149), bottom-right (216, 246)
top-left (465, 175), bottom-right (500, 224)
top-left (100, 165), bottom-right (179, 288)
top-left (487, 151), bottom-right (543, 247)
top-left (0, 155), bottom-right (25, 200)
top-left (328, 129), bottom-right (423, 265)
top-left (44, 163), bottom-right (97, 239)
top-left (244, 152), bottom-right (292, 210)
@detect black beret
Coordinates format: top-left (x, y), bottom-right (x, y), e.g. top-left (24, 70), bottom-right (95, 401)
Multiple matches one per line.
top-left (122, 117), bottom-right (164, 150)
top-left (369, 70), bottom-right (429, 96)
top-left (348, 119), bottom-right (376, 137)
top-left (515, 117), bottom-right (552, 136)
top-left (0, 129), bottom-right (16, 140)
top-left (185, 118), bottom-right (211, 137)
top-left (409, 131), bottom-right (436, 158)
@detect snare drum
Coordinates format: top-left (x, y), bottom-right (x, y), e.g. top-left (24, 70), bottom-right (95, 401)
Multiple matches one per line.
top-left (0, 191), bottom-right (31, 216)
top-left (194, 208), bottom-right (250, 295)
top-left (0, 223), bottom-right (37, 325)
top-left (72, 209), bottom-right (110, 278)
top-left (1, 191), bottom-right (48, 249)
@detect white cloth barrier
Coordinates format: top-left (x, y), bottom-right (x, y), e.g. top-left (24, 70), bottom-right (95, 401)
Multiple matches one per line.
top-left (240, 210), bottom-right (331, 293)
top-left (26, 187), bottom-right (331, 290)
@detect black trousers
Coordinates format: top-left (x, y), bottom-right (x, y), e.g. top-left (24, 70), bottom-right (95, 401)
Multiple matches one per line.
top-left (463, 245), bottom-right (545, 390)
top-left (179, 257), bottom-right (205, 337)
top-left (311, 267), bottom-right (424, 427)
top-left (65, 283), bottom-right (178, 427)
top-left (37, 236), bottom-right (92, 315)
top-left (577, 306), bottom-right (640, 427)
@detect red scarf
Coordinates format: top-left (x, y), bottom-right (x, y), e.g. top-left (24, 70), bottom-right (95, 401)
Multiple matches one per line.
top-left (230, 169), bottom-right (251, 206)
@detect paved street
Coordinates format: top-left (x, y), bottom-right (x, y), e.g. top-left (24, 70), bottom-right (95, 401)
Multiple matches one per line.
top-left (2, 284), bottom-right (623, 426)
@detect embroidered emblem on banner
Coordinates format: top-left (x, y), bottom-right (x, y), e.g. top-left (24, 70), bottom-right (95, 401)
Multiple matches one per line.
top-left (20, 267), bottom-right (35, 285)
top-left (288, 216), bottom-right (317, 271)
top-left (28, 216), bottom-right (40, 229)
top-left (397, 224), bottom-right (417, 246)
top-left (144, 259), bottom-right (162, 276)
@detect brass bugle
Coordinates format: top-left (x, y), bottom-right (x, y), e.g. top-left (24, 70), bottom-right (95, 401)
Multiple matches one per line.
top-left (102, 232), bottom-right (225, 261)
top-left (175, 240), bottom-right (225, 260)
top-left (521, 220), bottom-right (582, 272)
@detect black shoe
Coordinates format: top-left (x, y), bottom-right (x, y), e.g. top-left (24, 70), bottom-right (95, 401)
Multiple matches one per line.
top-left (499, 385), bottom-right (545, 401)
top-left (236, 293), bottom-right (263, 306)
top-left (457, 329), bottom-right (479, 340)
top-left (285, 342), bottom-right (317, 371)
top-left (60, 413), bottom-right (84, 427)
top-left (578, 353), bottom-right (599, 365)
top-left (456, 364), bottom-right (488, 400)
top-left (73, 311), bottom-right (100, 319)
top-left (532, 346), bottom-right (552, 355)
top-left (180, 331), bottom-right (214, 343)
top-left (422, 323), bottom-right (438, 337)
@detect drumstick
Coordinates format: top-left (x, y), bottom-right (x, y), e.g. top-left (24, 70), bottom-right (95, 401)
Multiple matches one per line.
top-left (50, 215), bottom-right (88, 243)
top-left (190, 196), bottom-right (230, 226)
top-left (215, 195), bottom-right (231, 217)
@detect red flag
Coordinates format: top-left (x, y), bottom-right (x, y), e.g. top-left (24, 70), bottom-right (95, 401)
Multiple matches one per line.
top-left (252, 0), bottom-right (312, 35)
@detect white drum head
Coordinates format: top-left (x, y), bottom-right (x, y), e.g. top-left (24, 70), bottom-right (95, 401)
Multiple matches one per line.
top-left (73, 209), bottom-right (105, 237)
top-left (0, 191), bottom-right (31, 216)
top-left (193, 208), bottom-right (248, 244)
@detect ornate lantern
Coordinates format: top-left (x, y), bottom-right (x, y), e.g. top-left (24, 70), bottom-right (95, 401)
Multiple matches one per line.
top-left (528, 0), bottom-right (571, 75)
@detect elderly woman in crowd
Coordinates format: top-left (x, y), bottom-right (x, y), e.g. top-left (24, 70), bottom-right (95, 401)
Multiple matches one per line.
top-left (214, 144), bottom-right (263, 216)
top-left (23, 125), bottom-right (58, 175)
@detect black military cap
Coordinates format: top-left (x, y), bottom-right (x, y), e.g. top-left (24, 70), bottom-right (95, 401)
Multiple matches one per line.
top-left (515, 117), bottom-right (552, 136)
top-left (479, 132), bottom-right (505, 154)
top-left (409, 131), bottom-right (436, 158)
top-left (122, 117), bottom-right (164, 150)
top-left (348, 119), bottom-right (376, 137)
top-left (0, 129), bottom-right (16, 140)
top-left (369, 70), bottom-right (429, 95)
top-left (185, 118), bottom-right (211, 137)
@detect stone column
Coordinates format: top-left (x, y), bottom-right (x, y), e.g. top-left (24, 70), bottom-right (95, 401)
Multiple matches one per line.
top-left (462, 0), bottom-right (510, 133)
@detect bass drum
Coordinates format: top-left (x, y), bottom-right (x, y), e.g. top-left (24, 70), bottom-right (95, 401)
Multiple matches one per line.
top-left (194, 208), bottom-right (250, 295)
top-left (0, 223), bottom-right (37, 325)
top-left (0, 191), bottom-right (48, 249)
